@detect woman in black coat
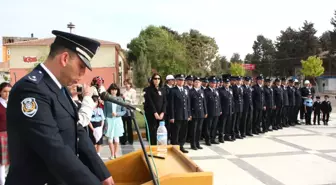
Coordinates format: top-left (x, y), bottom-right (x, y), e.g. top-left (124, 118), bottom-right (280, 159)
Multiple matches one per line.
top-left (144, 73), bottom-right (167, 145)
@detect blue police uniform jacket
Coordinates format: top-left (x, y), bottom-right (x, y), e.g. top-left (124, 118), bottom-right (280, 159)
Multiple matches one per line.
top-left (6, 64), bottom-right (110, 185)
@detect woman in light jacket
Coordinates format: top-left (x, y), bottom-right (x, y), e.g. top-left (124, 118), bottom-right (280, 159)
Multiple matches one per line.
top-left (104, 83), bottom-right (126, 159)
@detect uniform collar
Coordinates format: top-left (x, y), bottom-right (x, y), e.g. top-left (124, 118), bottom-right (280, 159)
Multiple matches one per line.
top-left (40, 63), bottom-right (62, 89)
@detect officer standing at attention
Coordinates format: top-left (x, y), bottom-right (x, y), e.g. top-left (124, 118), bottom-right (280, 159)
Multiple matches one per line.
top-left (287, 79), bottom-right (296, 126)
top-left (281, 78), bottom-right (289, 127)
top-left (263, 78), bottom-right (274, 132)
top-left (218, 76), bottom-right (234, 142)
top-left (273, 78), bottom-right (283, 130)
top-left (241, 77), bottom-right (253, 137)
top-left (204, 76), bottom-right (221, 145)
top-left (6, 31), bottom-right (114, 185)
top-left (189, 77), bottom-right (207, 150)
top-left (232, 76), bottom-right (244, 139)
top-left (184, 75), bottom-right (194, 143)
top-left (169, 74), bottom-right (191, 153)
top-left (252, 75), bottom-right (265, 134)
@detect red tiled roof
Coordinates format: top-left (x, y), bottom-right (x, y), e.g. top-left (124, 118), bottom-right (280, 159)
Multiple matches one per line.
top-left (3, 37), bottom-right (119, 47)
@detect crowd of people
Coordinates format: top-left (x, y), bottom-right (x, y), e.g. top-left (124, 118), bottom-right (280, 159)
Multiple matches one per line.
top-left (0, 30), bottom-right (333, 185)
top-left (142, 74), bottom-right (333, 154)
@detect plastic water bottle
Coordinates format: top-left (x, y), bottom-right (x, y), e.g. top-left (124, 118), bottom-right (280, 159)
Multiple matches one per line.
top-left (157, 121), bottom-right (168, 157)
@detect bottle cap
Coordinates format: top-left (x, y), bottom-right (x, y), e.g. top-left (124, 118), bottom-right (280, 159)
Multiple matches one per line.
top-left (159, 121), bottom-right (165, 126)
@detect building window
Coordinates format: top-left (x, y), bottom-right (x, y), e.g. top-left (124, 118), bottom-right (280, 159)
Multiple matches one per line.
top-left (7, 49), bottom-right (10, 55)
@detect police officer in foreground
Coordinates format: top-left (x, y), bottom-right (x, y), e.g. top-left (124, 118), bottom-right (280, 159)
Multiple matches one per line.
top-left (6, 31), bottom-right (114, 185)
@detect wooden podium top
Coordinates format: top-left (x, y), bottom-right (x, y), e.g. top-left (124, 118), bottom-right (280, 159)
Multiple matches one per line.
top-left (105, 145), bottom-right (213, 185)
top-left (142, 145), bottom-right (203, 178)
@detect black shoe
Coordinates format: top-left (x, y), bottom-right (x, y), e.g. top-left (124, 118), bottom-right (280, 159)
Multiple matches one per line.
top-left (211, 140), bottom-right (220, 144)
top-left (246, 133), bottom-right (253, 137)
top-left (205, 141), bottom-right (211, 146)
top-left (196, 145), bottom-right (203, 149)
top-left (180, 148), bottom-right (189, 153)
top-left (224, 136), bottom-right (233, 141)
top-left (219, 138), bottom-right (224, 143)
top-left (190, 146), bottom-right (198, 150)
top-left (252, 131), bottom-right (259, 135)
top-left (241, 134), bottom-right (246, 138)
top-left (235, 135), bottom-right (243, 139)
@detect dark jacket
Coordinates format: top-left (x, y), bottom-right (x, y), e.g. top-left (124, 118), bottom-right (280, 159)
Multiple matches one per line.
top-left (6, 65), bottom-right (110, 185)
top-left (189, 88), bottom-right (208, 118)
top-left (169, 86), bottom-right (191, 120)
top-left (144, 85), bottom-right (166, 115)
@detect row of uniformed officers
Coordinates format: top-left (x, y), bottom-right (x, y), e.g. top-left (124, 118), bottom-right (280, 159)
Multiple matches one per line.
top-left (143, 73), bottom-right (305, 153)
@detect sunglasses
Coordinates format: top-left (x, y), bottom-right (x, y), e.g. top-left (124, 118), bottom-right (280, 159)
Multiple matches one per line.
top-left (153, 78), bottom-right (161, 80)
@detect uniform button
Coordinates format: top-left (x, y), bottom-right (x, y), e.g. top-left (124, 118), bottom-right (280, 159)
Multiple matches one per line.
top-left (77, 138), bottom-right (79, 142)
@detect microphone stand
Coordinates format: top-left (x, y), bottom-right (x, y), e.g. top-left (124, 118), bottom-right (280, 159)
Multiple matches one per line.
top-left (131, 111), bottom-right (159, 185)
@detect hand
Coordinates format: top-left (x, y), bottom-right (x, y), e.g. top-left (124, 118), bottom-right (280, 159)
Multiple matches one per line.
top-left (102, 176), bottom-right (115, 185)
top-left (83, 84), bottom-right (93, 97)
top-left (205, 114), bottom-right (208, 118)
top-left (112, 112), bottom-right (117, 117)
top-left (220, 112), bottom-right (222, 115)
top-left (188, 116), bottom-right (192, 121)
top-left (159, 113), bottom-right (164, 120)
top-left (154, 113), bottom-right (160, 120)
top-left (170, 119), bottom-right (174, 123)
top-left (263, 106), bottom-right (266, 110)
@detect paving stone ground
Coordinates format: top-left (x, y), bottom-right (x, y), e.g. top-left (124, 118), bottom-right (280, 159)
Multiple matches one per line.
top-left (100, 113), bottom-right (336, 185)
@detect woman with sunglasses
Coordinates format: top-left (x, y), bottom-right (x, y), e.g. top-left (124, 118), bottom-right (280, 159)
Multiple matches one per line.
top-left (144, 73), bottom-right (167, 145)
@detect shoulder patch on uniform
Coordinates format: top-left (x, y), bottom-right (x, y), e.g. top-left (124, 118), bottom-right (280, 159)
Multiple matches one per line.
top-left (21, 97), bottom-right (38, 117)
top-left (24, 70), bottom-right (44, 84)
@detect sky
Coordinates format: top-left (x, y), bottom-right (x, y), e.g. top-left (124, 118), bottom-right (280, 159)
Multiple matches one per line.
top-left (0, 0), bottom-right (335, 62)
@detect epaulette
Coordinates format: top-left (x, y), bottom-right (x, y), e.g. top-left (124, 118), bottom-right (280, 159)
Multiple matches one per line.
top-left (24, 69), bottom-right (44, 84)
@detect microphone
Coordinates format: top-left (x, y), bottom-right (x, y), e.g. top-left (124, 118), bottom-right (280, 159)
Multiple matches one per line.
top-left (100, 91), bottom-right (143, 114)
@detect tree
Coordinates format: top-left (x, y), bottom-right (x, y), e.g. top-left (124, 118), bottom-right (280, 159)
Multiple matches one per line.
top-left (181, 29), bottom-right (219, 75)
top-left (251, 35), bottom-right (276, 76)
top-left (320, 31), bottom-right (332, 51)
top-left (133, 51), bottom-right (151, 87)
top-left (244, 53), bottom-right (253, 63)
top-left (230, 63), bottom-right (246, 76)
top-left (230, 53), bottom-right (243, 63)
top-left (127, 25), bottom-right (188, 80)
top-left (301, 56), bottom-right (324, 88)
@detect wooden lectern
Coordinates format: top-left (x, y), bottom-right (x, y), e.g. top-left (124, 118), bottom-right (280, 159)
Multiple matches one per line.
top-left (104, 145), bottom-right (213, 185)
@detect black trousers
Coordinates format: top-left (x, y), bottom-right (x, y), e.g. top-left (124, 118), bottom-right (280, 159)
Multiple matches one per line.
top-left (305, 107), bottom-right (313, 124)
top-left (218, 114), bottom-right (228, 138)
top-left (190, 118), bottom-right (204, 147)
top-left (313, 111), bottom-right (321, 124)
top-left (230, 113), bottom-right (236, 136)
top-left (253, 109), bottom-right (263, 132)
top-left (241, 108), bottom-right (253, 136)
top-left (275, 107), bottom-right (282, 128)
top-left (294, 106), bottom-right (300, 123)
top-left (300, 100), bottom-right (305, 120)
top-left (322, 112), bottom-right (330, 123)
top-left (187, 120), bottom-right (192, 142)
top-left (263, 108), bottom-right (273, 131)
top-left (234, 112), bottom-right (242, 136)
top-left (171, 120), bottom-right (188, 148)
top-left (281, 106), bottom-right (287, 126)
top-left (145, 113), bottom-right (160, 145)
top-left (121, 116), bottom-right (134, 144)
top-left (205, 116), bottom-right (219, 141)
